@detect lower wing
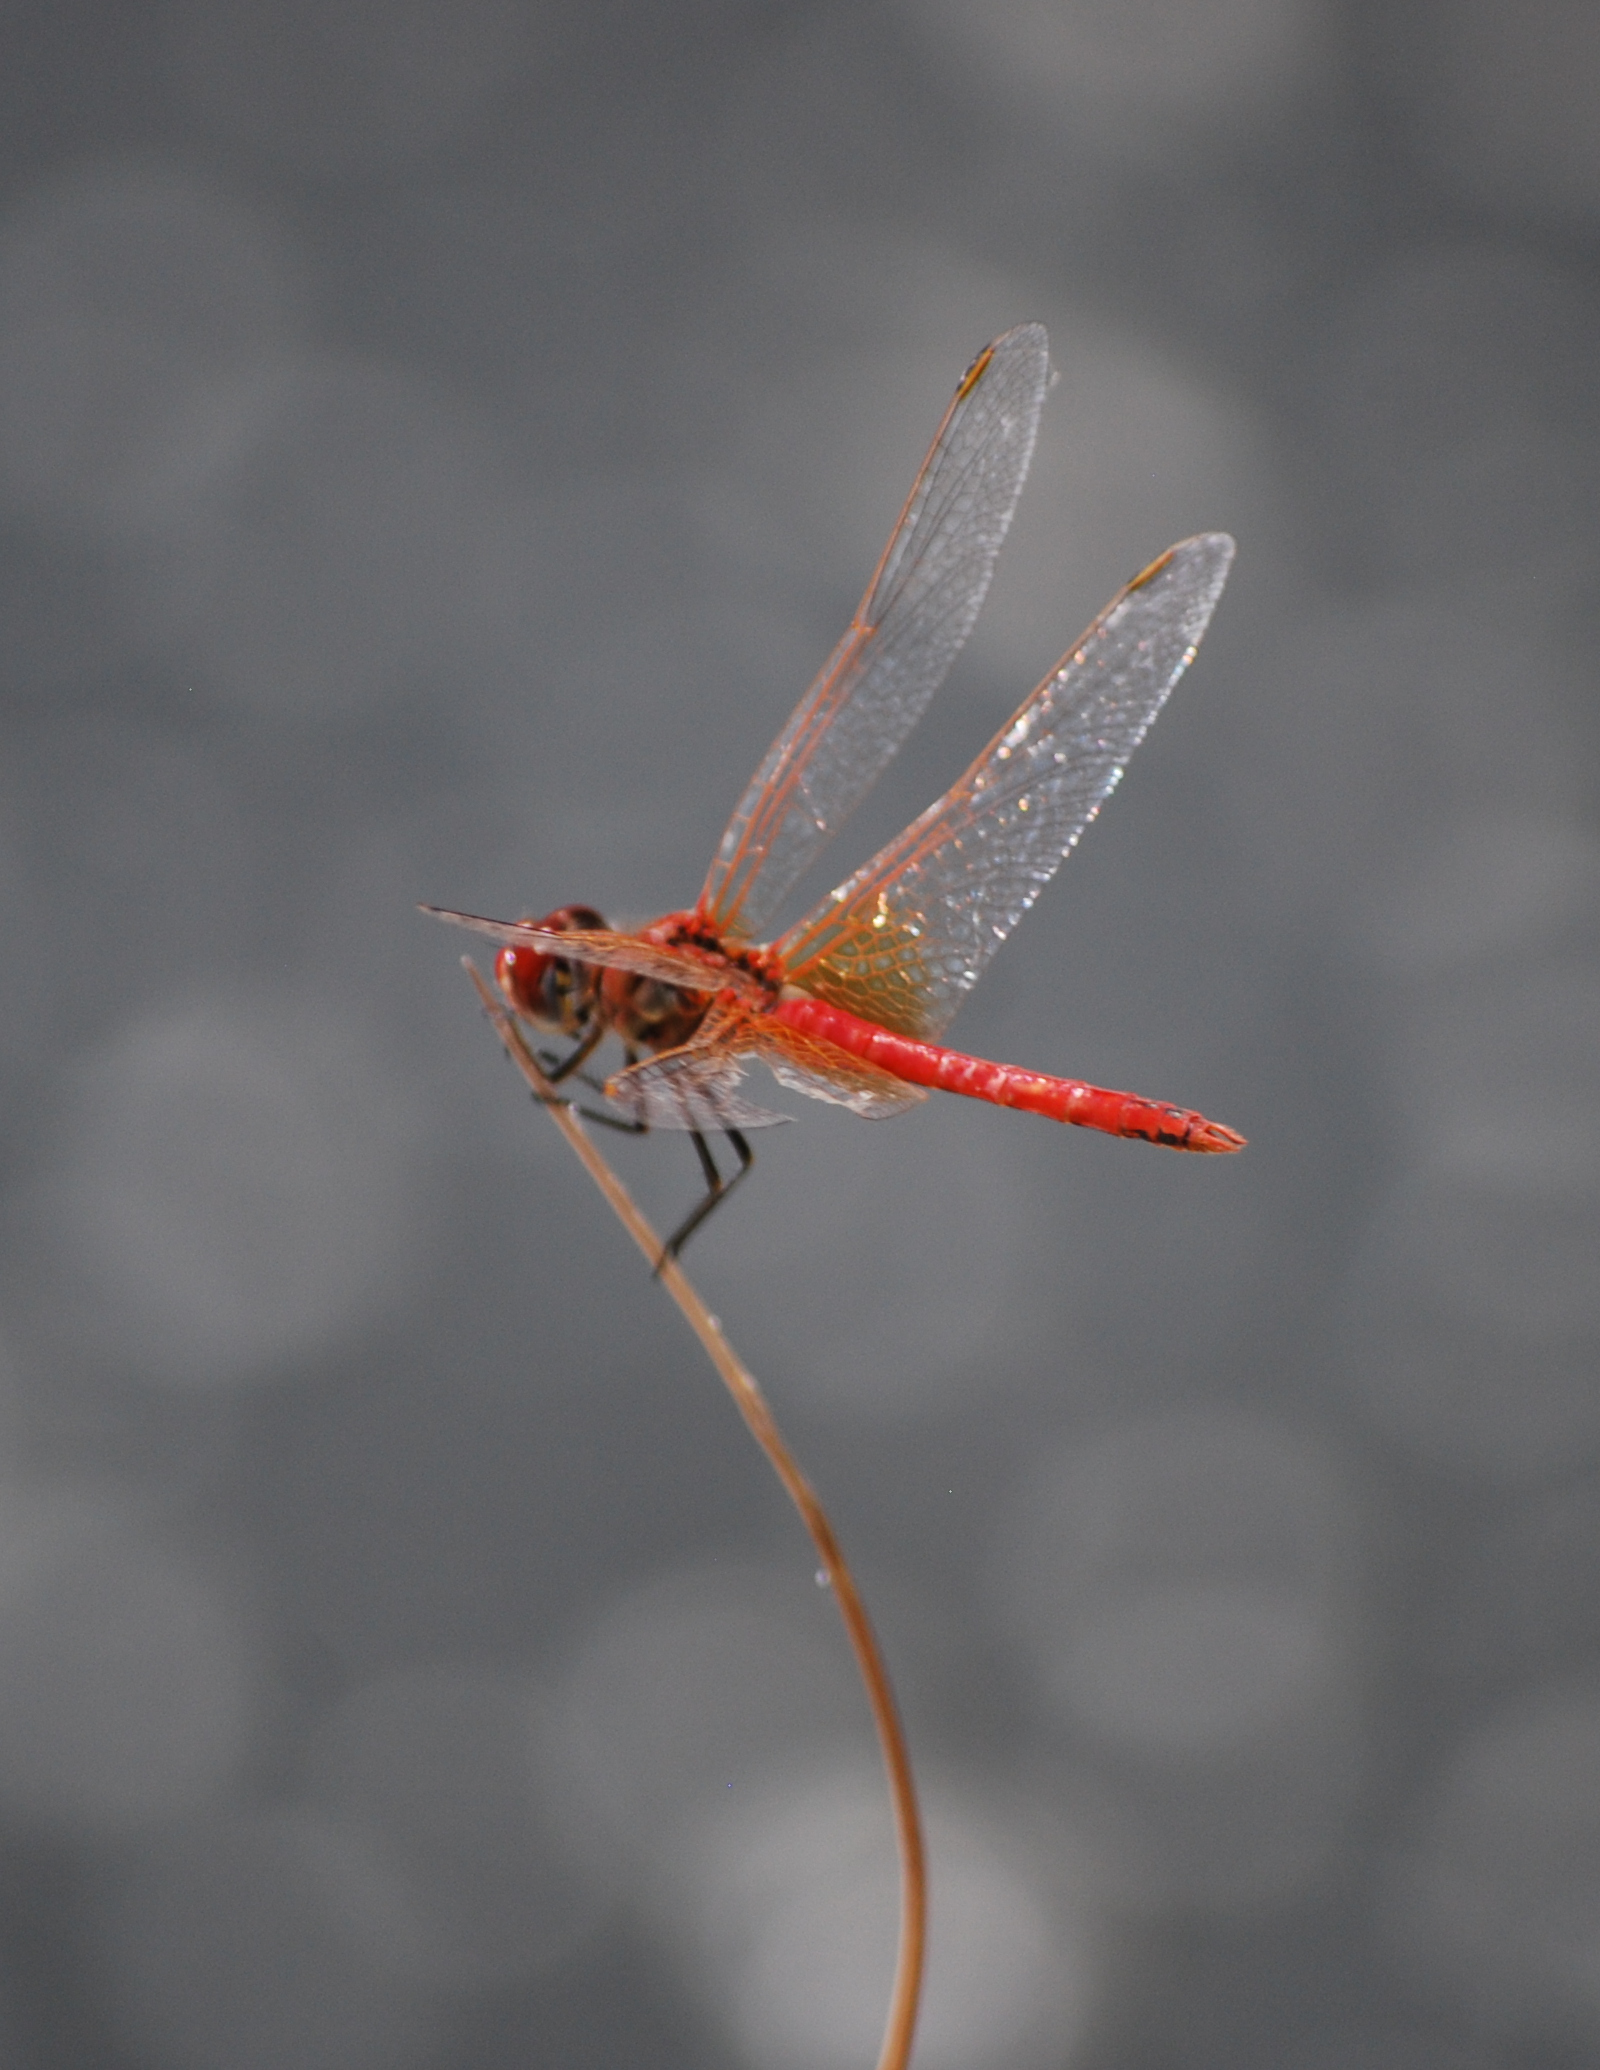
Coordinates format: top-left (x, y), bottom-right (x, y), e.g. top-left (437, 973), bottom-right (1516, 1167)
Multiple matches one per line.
top-left (605, 1002), bottom-right (926, 1130)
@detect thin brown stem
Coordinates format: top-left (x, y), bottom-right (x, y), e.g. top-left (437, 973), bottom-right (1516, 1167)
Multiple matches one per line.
top-left (462, 959), bottom-right (927, 2070)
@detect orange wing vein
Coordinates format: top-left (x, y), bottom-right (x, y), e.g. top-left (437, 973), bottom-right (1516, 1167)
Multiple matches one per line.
top-left (774, 534), bottom-right (1236, 1040)
top-left (420, 909), bottom-right (761, 998)
top-left (698, 325), bottom-right (1051, 942)
top-left (605, 1001), bottom-right (927, 1130)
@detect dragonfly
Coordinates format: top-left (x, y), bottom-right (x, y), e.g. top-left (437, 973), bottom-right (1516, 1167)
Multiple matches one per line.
top-left (427, 324), bottom-right (1243, 1261)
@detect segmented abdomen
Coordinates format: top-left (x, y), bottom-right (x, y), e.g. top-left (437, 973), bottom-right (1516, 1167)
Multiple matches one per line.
top-left (773, 994), bottom-right (1243, 1153)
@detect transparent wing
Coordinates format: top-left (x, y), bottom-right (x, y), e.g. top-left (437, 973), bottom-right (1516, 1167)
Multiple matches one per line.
top-left (745, 1014), bottom-right (927, 1119)
top-left (776, 535), bottom-right (1235, 1040)
top-left (604, 1000), bottom-right (789, 1130)
top-left (604, 1047), bottom-right (793, 1132)
top-left (420, 908), bottom-right (759, 998)
top-left (699, 324), bottom-right (1051, 941)
top-left (605, 1002), bottom-right (926, 1128)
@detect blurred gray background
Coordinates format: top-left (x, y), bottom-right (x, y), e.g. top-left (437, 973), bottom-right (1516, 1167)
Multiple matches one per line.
top-left (1, 3), bottom-right (1598, 2066)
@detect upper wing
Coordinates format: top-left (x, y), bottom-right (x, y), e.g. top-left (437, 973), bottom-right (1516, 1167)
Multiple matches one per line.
top-left (774, 535), bottom-right (1236, 1040)
top-left (698, 325), bottom-right (1051, 942)
top-left (420, 908), bottom-right (760, 998)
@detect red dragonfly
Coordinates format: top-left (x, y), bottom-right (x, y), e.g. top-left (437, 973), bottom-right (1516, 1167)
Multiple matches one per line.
top-left (428, 325), bottom-right (1242, 1259)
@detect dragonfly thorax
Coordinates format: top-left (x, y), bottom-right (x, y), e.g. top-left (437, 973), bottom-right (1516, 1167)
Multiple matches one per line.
top-left (599, 908), bottom-right (779, 1054)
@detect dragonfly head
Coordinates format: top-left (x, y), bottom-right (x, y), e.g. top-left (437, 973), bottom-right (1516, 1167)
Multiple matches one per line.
top-left (494, 905), bottom-right (607, 1035)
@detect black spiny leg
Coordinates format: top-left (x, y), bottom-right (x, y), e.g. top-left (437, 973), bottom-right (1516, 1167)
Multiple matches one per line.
top-left (656, 1128), bottom-right (754, 1273)
top-left (534, 1021), bottom-right (605, 1084)
top-left (527, 1026), bottom-right (647, 1135)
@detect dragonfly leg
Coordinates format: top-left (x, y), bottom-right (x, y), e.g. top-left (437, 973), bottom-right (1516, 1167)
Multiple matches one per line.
top-left (524, 1079), bottom-right (647, 1135)
top-left (565, 1098), bottom-right (648, 1135)
top-left (534, 1058), bottom-right (627, 1105)
top-left (656, 1128), bottom-right (755, 1273)
top-left (534, 1022), bottom-right (606, 1084)
top-left (517, 1023), bottom-right (646, 1132)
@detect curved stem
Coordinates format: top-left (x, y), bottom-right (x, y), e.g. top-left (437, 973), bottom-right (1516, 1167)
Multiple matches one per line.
top-left (462, 960), bottom-right (927, 2070)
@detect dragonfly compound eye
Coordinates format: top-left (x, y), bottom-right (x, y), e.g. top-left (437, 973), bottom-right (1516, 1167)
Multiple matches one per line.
top-left (494, 905), bottom-right (606, 1032)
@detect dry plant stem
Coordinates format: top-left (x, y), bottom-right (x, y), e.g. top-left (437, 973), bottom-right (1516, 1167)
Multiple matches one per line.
top-left (463, 957), bottom-right (927, 2070)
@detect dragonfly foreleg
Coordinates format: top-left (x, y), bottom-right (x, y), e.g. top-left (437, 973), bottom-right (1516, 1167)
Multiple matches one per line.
top-left (525, 1083), bottom-right (647, 1135)
top-left (535, 1055), bottom-right (618, 1101)
top-left (656, 1128), bottom-right (755, 1273)
top-left (535, 1021), bottom-right (607, 1084)
top-left (519, 1023), bottom-right (646, 1131)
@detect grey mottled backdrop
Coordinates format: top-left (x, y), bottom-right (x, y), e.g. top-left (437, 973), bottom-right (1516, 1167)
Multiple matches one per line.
top-left (1, 4), bottom-right (1598, 2067)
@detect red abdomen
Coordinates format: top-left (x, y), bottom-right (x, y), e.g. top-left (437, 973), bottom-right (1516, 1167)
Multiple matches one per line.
top-left (774, 994), bottom-right (1244, 1153)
